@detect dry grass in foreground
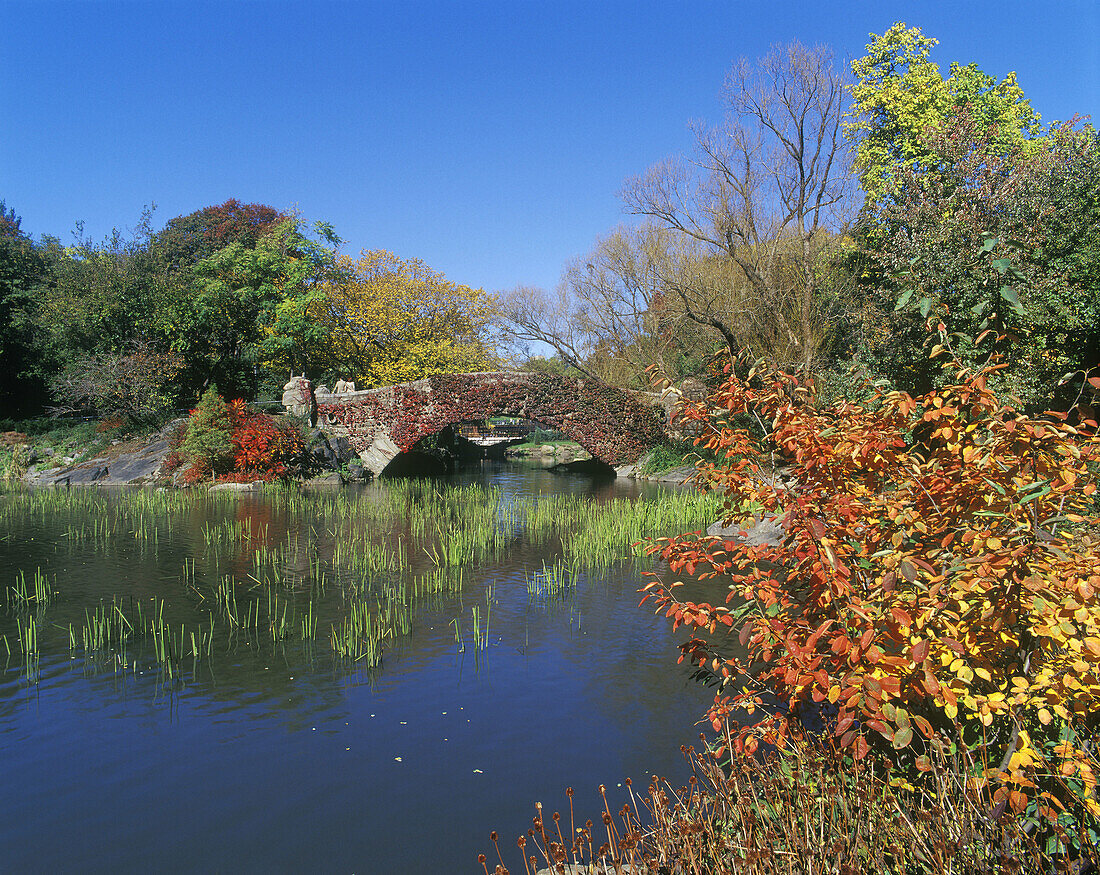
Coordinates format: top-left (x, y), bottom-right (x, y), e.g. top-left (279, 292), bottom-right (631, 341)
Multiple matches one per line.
top-left (483, 737), bottom-right (1099, 875)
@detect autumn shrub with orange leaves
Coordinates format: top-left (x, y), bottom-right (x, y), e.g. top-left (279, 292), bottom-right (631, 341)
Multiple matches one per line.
top-left (643, 354), bottom-right (1100, 866)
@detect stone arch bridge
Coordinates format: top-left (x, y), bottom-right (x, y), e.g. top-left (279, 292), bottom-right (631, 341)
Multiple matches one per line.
top-left (285, 371), bottom-right (670, 476)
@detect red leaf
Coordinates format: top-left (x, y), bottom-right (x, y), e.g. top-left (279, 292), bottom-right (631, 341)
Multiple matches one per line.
top-left (738, 622), bottom-right (752, 647)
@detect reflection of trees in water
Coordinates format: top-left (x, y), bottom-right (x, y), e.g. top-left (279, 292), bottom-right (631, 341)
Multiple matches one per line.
top-left (0, 470), bottom-right (707, 741)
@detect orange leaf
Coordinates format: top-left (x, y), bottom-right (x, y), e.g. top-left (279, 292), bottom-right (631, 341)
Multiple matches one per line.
top-left (891, 607), bottom-right (913, 627)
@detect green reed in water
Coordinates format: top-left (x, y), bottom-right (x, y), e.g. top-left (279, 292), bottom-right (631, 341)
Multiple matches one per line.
top-left (0, 475), bottom-right (714, 682)
top-left (7, 567), bottom-right (53, 609)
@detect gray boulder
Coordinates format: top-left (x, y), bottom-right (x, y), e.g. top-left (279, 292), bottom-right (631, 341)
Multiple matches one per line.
top-left (303, 471), bottom-right (343, 489)
top-left (656, 465), bottom-right (695, 484)
top-left (24, 431), bottom-right (175, 488)
top-left (309, 430), bottom-right (357, 469)
top-left (28, 463), bottom-right (111, 487)
top-left (707, 514), bottom-right (785, 547)
top-left (100, 439), bottom-right (172, 485)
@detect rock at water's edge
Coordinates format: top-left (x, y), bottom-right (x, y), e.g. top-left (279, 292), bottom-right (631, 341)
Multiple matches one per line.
top-left (707, 515), bottom-right (785, 547)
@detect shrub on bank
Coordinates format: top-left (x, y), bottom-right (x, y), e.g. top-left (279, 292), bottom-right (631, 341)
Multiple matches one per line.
top-left (636, 441), bottom-right (693, 475)
top-left (640, 352), bottom-right (1100, 871)
top-left (176, 389), bottom-right (306, 483)
top-left (489, 353), bottom-right (1100, 872)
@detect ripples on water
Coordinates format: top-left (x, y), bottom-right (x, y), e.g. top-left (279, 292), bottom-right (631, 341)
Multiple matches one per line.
top-left (0, 462), bottom-right (716, 873)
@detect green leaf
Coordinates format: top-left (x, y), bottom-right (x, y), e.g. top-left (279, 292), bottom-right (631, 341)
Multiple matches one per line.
top-left (1000, 285), bottom-right (1026, 316)
top-left (919, 297), bottom-right (933, 317)
top-left (1020, 485), bottom-right (1051, 503)
top-left (991, 258), bottom-right (1013, 275)
top-left (980, 236), bottom-right (999, 253)
top-left (895, 289), bottom-right (913, 311)
top-left (982, 477), bottom-right (1006, 496)
top-left (970, 300), bottom-right (989, 316)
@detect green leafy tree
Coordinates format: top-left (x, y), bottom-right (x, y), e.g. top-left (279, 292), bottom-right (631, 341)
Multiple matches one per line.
top-left (0, 201), bottom-right (49, 413)
top-left (180, 386), bottom-right (235, 479)
top-left (851, 112), bottom-right (1100, 410)
top-left (32, 207), bottom-right (184, 416)
top-left (846, 23), bottom-right (1042, 211)
top-left (165, 214), bottom-right (337, 399)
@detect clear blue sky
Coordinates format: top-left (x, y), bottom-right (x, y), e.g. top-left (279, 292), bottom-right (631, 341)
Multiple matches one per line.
top-left (3, 1), bottom-right (1097, 294)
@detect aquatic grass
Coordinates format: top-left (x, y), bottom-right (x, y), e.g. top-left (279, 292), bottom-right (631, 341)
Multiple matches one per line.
top-left (16, 614), bottom-right (39, 663)
top-left (331, 597), bottom-right (386, 666)
top-left (7, 567), bottom-right (54, 609)
top-left (0, 473), bottom-right (713, 683)
top-left (525, 557), bottom-right (580, 601)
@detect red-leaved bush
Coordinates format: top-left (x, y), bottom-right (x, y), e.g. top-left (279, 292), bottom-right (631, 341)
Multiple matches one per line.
top-left (177, 393), bottom-right (305, 483)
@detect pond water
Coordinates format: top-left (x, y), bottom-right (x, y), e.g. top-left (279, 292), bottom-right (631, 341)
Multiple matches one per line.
top-left (0, 462), bottom-right (715, 873)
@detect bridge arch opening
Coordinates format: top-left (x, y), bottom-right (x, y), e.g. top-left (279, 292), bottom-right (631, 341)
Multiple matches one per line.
top-left (377, 417), bottom-right (617, 479)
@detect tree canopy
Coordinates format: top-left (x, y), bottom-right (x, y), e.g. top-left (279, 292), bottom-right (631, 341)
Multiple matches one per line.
top-left (846, 23), bottom-right (1042, 210)
top-left (0, 201), bottom-right (501, 416)
top-left (314, 250), bottom-right (499, 388)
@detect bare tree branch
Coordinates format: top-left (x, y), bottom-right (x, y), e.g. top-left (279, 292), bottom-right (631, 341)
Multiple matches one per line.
top-left (621, 40), bottom-right (855, 372)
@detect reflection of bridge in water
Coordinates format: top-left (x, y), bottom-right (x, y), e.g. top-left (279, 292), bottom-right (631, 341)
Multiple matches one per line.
top-left (453, 422), bottom-right (535, 447)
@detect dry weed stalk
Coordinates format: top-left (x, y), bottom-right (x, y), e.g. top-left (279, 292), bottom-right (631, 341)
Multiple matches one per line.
top-left (486, 734), bottom-right (1097, 874)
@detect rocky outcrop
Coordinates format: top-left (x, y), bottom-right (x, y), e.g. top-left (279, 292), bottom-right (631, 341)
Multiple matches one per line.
top-left (23, 423), bottom-right (180, 487)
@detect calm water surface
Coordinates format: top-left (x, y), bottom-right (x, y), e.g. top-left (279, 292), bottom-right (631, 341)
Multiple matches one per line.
top-left (0, 462), bottom-right (713, 873)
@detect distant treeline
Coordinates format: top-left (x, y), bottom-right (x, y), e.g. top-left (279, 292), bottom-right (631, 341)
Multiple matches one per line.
top-left (0, 199), bottom-right (498, 419)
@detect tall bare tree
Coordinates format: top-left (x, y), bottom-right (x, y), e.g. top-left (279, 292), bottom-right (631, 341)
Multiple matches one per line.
top-left (563, 223), bottom-right (727, 384)
top-left (498, 225), bottom-right (731, 388)
top-left (621, 40), bottom-right (853, 371)
top-left (496, 283), bottom-right (606, 383)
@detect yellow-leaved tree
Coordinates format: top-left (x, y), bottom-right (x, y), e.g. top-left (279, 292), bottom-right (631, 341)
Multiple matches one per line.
top-left (315, 250), bottom-right (499, 387)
